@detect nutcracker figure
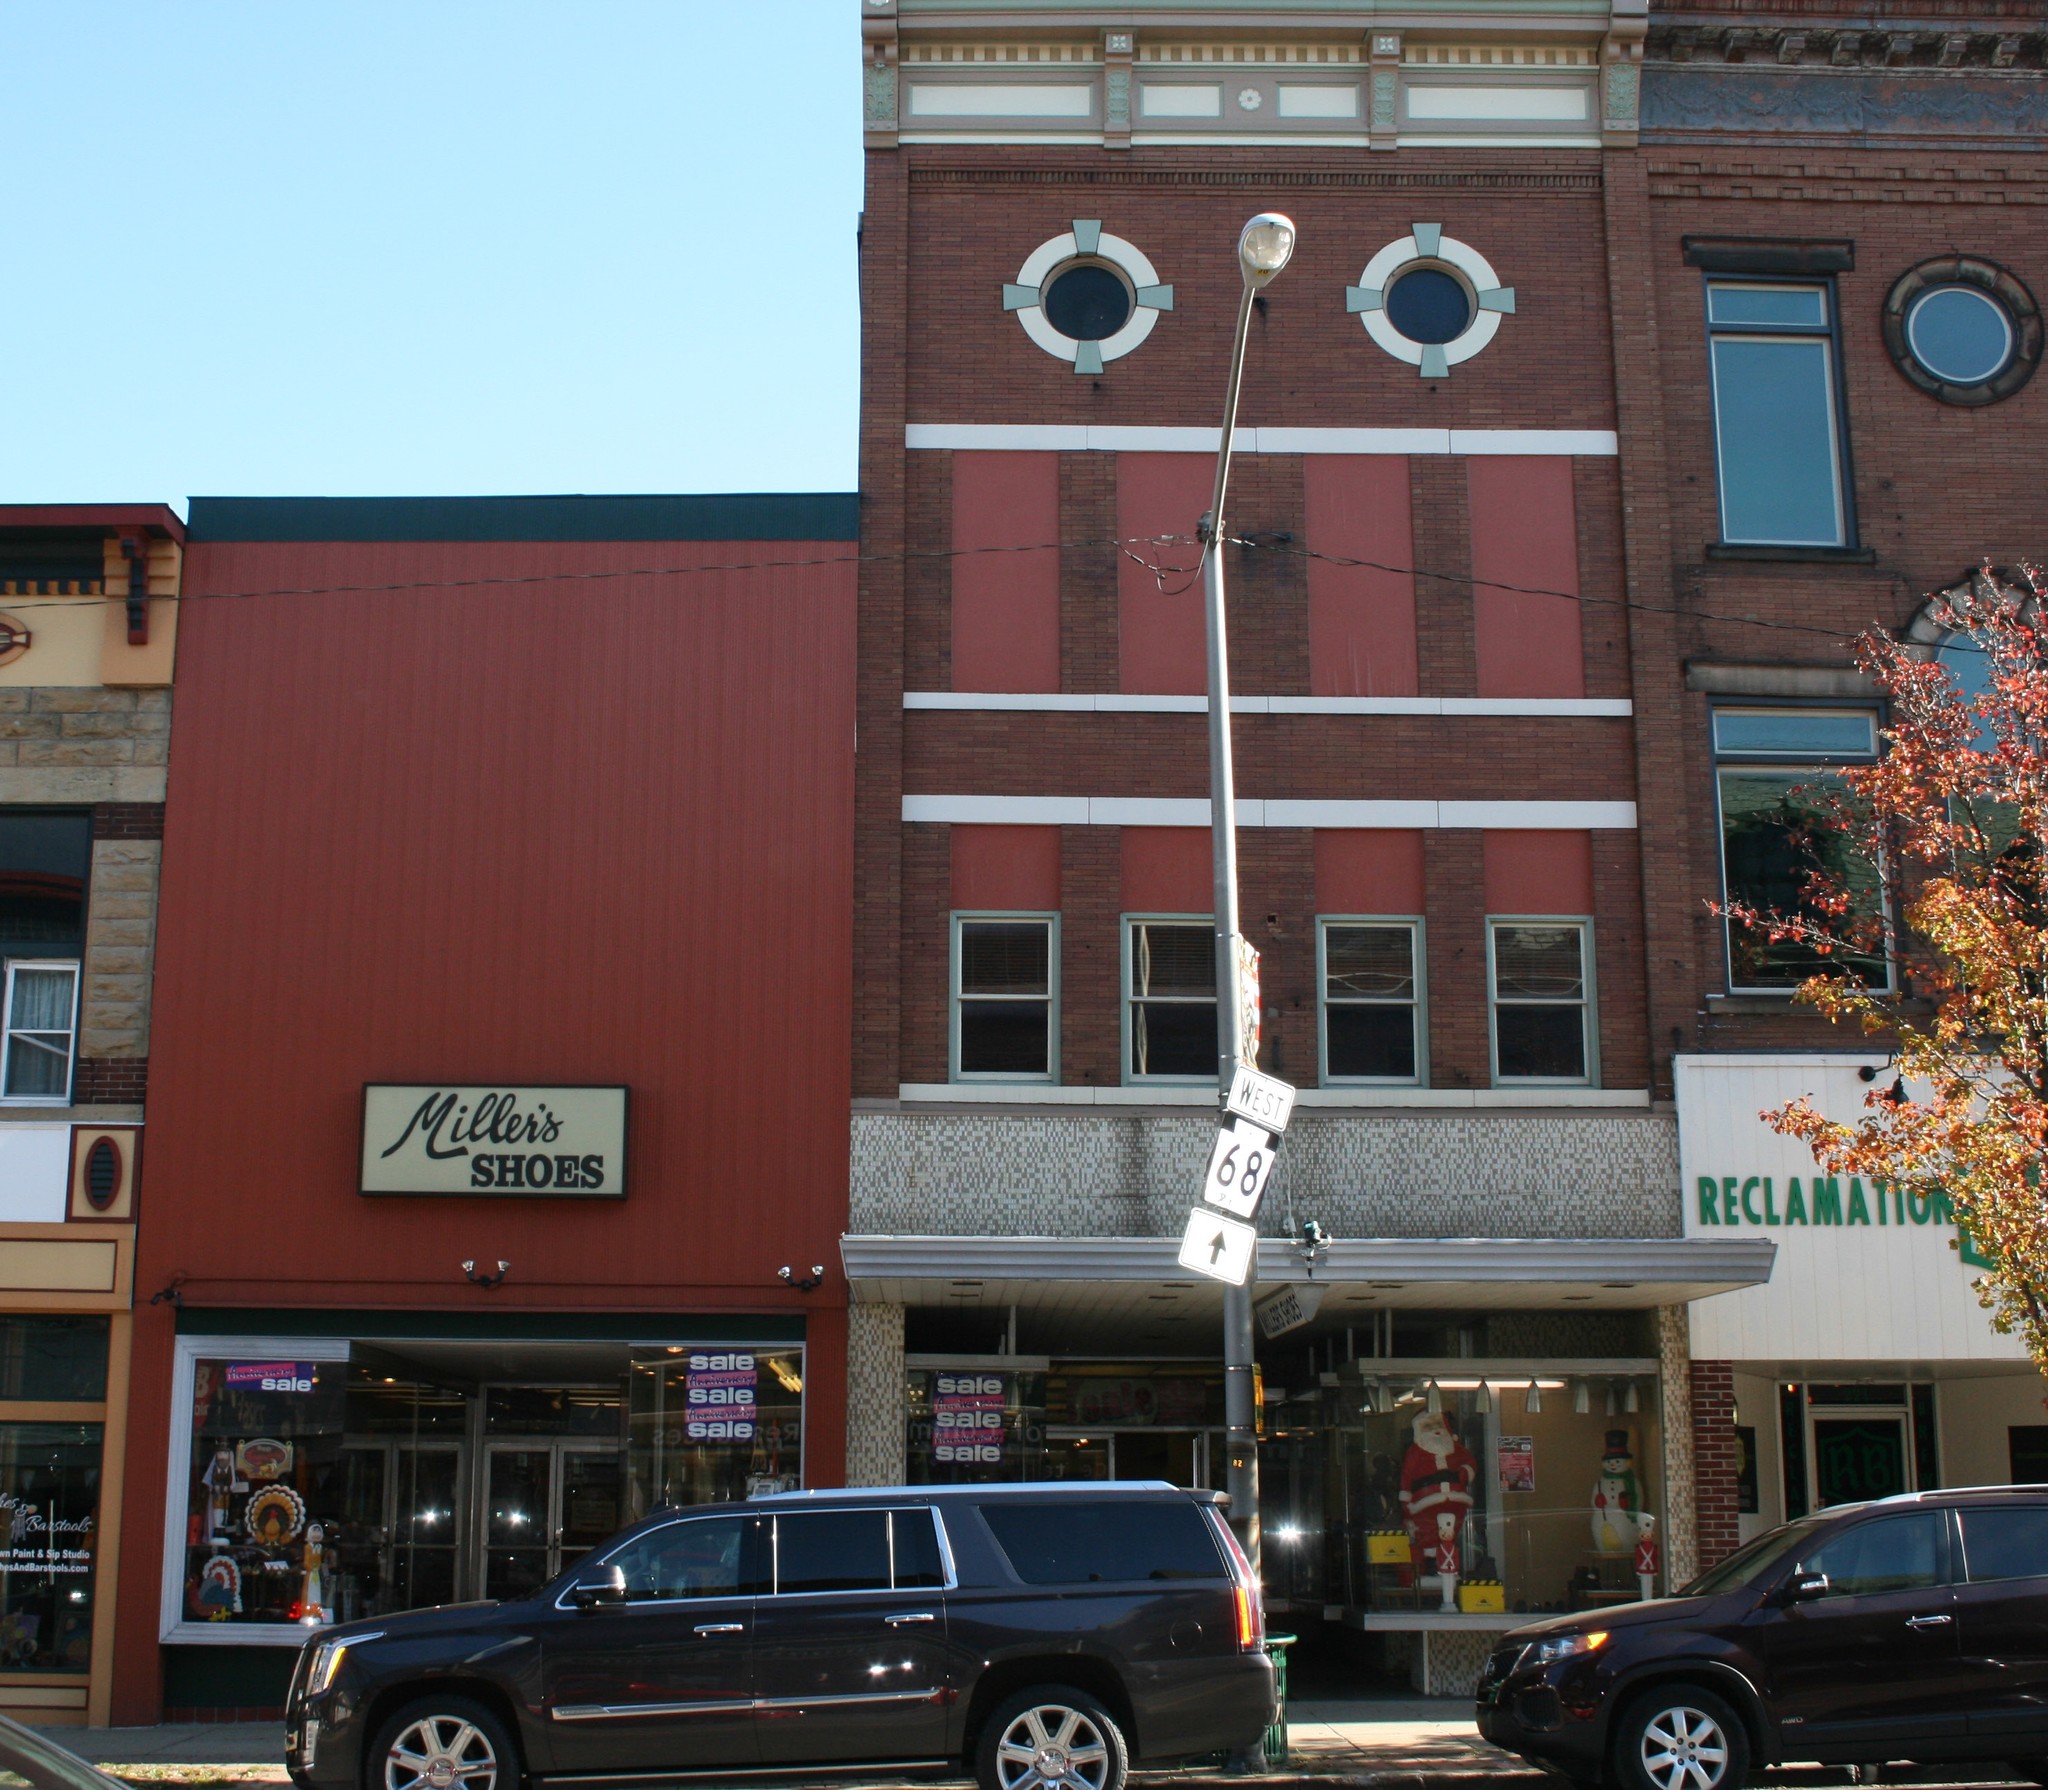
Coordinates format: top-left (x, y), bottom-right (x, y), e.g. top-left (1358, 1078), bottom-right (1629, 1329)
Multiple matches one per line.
top-left (1635, 1511), bottom-right (1659, 1601)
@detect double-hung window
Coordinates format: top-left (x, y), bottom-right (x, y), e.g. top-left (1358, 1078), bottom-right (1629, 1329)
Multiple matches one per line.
top-left (1488, 919), bottom-right (1595, 1085)
top-left (0, 812), bottom-right (91, 1105)
top-left (1123, 917), bottom-right (1215, 1082)
top-left (1318, 918), bottom-right (1424, 1085)
top-left (951, 914), bottom-right (1057, 1082)
top-left (1714, 707), bottom-right (1889, 993)
top-left (1706, 278), bottom-right (1853, 548)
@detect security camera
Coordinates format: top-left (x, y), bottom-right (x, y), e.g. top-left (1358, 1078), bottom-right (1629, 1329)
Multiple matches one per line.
top-left (1300, 1220), bottom-right (1327, 1248)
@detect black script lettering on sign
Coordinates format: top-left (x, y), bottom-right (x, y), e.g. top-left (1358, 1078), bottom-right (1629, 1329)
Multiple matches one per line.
top-left (382, 1089), bottom-right (567, 1163)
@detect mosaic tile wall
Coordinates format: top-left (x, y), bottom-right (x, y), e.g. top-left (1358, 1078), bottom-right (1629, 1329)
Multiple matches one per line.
top-left (851, 1109), bottom-right (1680, 1238)
top-left (845, 1301), bottom-right (907, 1487)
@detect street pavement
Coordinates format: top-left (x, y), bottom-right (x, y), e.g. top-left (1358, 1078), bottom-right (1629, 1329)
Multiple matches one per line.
top-left (32, 1702), bottom-right (2039, 1788)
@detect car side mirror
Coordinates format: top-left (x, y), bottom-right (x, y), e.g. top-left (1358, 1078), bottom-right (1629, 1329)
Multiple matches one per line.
top-left (1781, 1570), bottom-right (1829, 1605)
top-left (569, 1564), bottom-right (627, 1609)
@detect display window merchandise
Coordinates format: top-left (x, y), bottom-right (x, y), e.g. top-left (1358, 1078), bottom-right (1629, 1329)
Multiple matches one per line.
top-left (901, 1354), bottom-right (1662, 1620)
top-left (161, 1333), bottom-right (805, 1642)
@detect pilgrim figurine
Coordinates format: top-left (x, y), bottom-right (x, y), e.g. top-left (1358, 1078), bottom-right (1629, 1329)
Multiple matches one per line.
top-left (301, 1523), bottom-right (328, 1623)
top-left (202, 1446), bottom-right (241, 1544)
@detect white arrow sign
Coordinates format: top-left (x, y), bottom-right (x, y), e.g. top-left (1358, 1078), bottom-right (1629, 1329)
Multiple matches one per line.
top-left (1201, 1117), bottom-right (1275, 1219)
top-left (1177, 1206), bottom-right (1258, 1286)
top-left (1226, 1064), bottom-right (1296, 1136)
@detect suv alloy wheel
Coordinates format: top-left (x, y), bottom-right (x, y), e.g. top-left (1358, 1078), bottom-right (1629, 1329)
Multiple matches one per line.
top-left (977, 1685), bottom-right (1130, 1790)
top-left (1613, 1686), bottom-right (1750, 1790)
top-left (369, 1695), bottom-right (516, 1790)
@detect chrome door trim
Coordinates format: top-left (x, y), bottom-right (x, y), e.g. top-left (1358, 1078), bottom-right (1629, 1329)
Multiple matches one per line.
top-left (540, 1761), bottom-right (948, 1782)
top-left (552, 1689), bottom-right (940, 1724)
top-left (551, 1699), bottom-right (756, 1723)
top-left (756, 1688), bottom-right (943, 1711)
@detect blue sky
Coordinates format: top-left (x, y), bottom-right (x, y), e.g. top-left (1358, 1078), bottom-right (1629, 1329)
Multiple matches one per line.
top-left (2, 4), bottom-right (861, 509)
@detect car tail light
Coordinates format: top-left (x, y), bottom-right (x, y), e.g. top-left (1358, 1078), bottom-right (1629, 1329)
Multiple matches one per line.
top-left (1207, 1508), bottom-right (1266, 1651)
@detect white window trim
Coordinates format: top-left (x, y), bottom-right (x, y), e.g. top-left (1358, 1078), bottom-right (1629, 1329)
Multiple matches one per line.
top-left (1316, 915), bottom-right (1427, 1088)
top-left (1, 958), bottom-right (80, 1107)
top-left (160, 1333), bottom-right (354, 1645)
top-left (950, 911), bottom-right (1060, 1085)
top-left (1712, 718), bottom-right (1894, 998)
top-left (1120, 912), bottom-right (1216, 1086)
top-left (1486, 915), bottom-right (1597, 1088)
top-left (1705, 279), bottom-right (1849, 548)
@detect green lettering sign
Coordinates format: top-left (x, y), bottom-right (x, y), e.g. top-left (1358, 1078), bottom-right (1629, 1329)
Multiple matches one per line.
top-left (1786, 1177), bottom-right (1808, 1224)
top-left (1697, 1177), bottom-right (1721, 1225)
top-left (1813, 1176), bottom-right (1842, 1224)
top-left (1848, 1179), bottom-right (1871, 1225)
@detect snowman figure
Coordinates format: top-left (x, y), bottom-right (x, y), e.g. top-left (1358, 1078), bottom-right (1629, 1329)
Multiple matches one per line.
top-left (1591, 1429), bottom-right (1645, 1555)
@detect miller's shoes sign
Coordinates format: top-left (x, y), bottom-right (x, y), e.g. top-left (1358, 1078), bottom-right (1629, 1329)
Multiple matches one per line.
top-left (359, 1084), bottom-right (629, 1198)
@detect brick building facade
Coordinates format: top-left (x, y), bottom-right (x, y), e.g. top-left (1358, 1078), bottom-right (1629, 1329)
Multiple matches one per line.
top-left (0, 505), bottom-right (181, 1724)
top-left (840, 0), bottom-right (2048, 1689)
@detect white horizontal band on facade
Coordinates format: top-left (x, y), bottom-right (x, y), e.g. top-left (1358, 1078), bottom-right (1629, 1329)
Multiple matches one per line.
top-left (893, 1083), bottom-right (1652, 1110)
top-left (904, 423), bottom-right (1620, 456)
top-left (905, 693), bottom-right (1634, 718)
top-left (901, 795), bottom-right (1639, 829)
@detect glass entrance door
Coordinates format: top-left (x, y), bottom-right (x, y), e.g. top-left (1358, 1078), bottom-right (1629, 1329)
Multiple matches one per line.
top-left (483, 1443), bottom-right (622, 1600)
top-left (1813, 1417), bottom-right (1908, 1506)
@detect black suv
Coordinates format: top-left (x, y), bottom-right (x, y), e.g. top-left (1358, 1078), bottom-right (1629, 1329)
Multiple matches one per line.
top-left (285, 1482), bottom-right (1274, 1790)
top-left (1478, 1486), bottom-right (2048, 1790)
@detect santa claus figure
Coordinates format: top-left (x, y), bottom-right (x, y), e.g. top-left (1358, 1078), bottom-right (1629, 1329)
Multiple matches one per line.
top-left (1399, 1408), bottom-right (1477, 1597)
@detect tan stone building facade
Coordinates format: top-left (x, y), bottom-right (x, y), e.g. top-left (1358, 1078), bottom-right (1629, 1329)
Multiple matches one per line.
top-left (0, 504), bottom-right (181, 1725)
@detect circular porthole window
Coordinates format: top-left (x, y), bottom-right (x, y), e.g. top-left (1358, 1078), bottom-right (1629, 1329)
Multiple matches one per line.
top-left (1004, 222), bottom-right (1173, 375)
top-left (1348, 225), bottom-right (1514, 378)
top-left (1884, 257), bottom-right (2040, 405)
top-left (1041, 261), bottom-right (1134, 341)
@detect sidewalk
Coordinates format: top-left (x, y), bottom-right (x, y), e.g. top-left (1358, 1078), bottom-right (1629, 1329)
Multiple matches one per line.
top-left (31, 1706), bottom-right (2039, 1789)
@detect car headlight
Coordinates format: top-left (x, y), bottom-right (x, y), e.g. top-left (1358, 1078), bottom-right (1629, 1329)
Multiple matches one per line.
top-left (1531, 1630), bottom-right (1608, 1665)
top-left (305, 1631), bottom-right (381, 1696)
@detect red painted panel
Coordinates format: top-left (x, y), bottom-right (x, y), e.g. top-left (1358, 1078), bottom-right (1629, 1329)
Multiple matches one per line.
top-left (1468, 456), bottom-right (1585, 699)
top-left (952, 825), bottom-right (1060, 910)
top-left (114, 535), bottom-right (859, 1718)
top-left (1305, 457), bottom-right (1417, 697)
top-left (952, 452), bottom-right (1059, 692)
top-left (1483, 830), bottom-right (1594, 913)
top-left (1314, 830), bottom-right (1426, 914)
top-left (1117, 454), bottom-right (1211, 695)
top-left (1121, 828), bottom-right (1212, 912)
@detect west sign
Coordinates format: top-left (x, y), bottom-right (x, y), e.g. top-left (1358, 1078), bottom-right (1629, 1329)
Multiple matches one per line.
top-left (360, 1084), bottom-right (628, 1198)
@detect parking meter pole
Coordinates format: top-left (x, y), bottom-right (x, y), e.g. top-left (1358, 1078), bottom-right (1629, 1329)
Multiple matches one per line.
top-left (1201, 281), bottom-right (1262, 1579)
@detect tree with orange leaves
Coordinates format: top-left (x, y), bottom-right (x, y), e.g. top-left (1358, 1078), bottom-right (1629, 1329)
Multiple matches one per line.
top-left (1720, 564), bottom-right (2048, 1371)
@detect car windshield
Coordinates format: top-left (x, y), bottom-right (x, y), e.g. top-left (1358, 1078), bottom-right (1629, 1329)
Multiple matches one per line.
top-left (1679, 1517), bottom-right (1830, 1596)
top-left (0, 1714), bottom-right (129, 1790)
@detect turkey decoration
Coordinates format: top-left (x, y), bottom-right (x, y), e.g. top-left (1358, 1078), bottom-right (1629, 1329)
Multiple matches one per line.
top-left (1398, 1408), bottom-right (1477, 1581)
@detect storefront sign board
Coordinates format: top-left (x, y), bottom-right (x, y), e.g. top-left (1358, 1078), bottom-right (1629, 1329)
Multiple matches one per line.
top-left (1676, 1053), bottom-right (2024, 1362)
top-left (1255, 1283), bottom-right (1324, 1339)
top-left (360, 1084), bottom-right (628, 1197)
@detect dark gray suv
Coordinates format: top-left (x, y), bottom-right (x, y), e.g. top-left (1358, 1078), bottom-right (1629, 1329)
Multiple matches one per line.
top-left (285, 1482), bottom-right (1275, 1790)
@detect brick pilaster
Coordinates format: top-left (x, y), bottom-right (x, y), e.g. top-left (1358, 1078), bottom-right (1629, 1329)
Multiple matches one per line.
top-left (1690, 1359), bottom-right (1741, 1569)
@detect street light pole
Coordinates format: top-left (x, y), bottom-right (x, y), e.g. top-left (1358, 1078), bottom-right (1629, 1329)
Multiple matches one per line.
top-left (1202, 212), bottom-right (1295, 1574)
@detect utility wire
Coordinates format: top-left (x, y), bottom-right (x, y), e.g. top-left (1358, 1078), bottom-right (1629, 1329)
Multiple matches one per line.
top-left (0, 531), bottom-right (1898, 648)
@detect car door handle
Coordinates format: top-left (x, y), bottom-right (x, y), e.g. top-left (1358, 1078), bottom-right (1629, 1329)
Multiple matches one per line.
top-left (1906, 1614), bottom-right (1953, 1629)
top-left (884, 1612), bottom-right (936, 1626)
top-left (694, 1622), bottom-right (746, 1635)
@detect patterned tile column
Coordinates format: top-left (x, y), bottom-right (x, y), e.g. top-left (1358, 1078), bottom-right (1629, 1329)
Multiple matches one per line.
top-left (1656, 1304), bottom-right (1697, 1589)
top-left (845, 1301), bottom-right (907, 1487)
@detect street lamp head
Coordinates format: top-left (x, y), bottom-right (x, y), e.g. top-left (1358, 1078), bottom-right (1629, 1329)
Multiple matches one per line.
top-left (1237, 212), bottom-right (1296, 287)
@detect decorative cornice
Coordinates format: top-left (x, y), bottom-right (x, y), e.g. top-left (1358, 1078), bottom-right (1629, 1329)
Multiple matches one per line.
top-left (1646, 23), bottom-right (2045, 69)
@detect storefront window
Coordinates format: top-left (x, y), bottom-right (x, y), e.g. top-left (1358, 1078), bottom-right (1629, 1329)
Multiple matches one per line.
top-left (906, 1370), bottom-right (1047, 1483)
top-left (0, 1423), bottom-right (102, 1672)
top-left (1313, 1380), bottom-right (1664, 1616)
top-left (0, 1318), bottom-right (107, 1403)
top-left (172, 1339), bottom-right (802, 1637)
top-left (624, 1350), bottom-right (804, 1512)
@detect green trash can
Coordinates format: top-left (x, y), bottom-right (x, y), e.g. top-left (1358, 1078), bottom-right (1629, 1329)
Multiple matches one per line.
top-left (1263, 1633), bottom-right (1297, 1766)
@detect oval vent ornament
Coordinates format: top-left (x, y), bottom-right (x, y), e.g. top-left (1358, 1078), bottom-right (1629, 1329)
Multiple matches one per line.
top-left (84, 1136), bottom-right (122, 1210)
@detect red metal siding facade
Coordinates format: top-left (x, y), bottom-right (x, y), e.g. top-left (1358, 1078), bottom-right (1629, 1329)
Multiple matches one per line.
top-left (114, 531), bottom-right (855, 1718)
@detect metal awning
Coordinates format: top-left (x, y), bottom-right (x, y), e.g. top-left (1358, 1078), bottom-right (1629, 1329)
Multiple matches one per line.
top-left (841, 1234), bottom-right (1775, 1317)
